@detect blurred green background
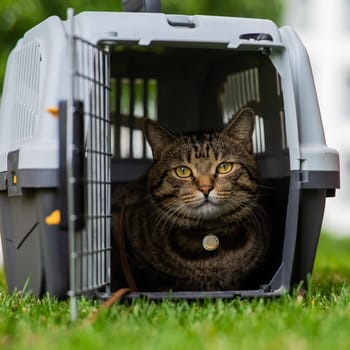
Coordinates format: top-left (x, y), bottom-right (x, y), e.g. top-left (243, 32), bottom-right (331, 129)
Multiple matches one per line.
top-left (0, 0), bottom-right (283, 93)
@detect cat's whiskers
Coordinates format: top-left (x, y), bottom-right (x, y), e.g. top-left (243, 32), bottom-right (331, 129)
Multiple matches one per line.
top-left (224, 195), bottom-right (265, 231)
top-left (153, 205), bottom-right (178, 236)
top-left (220, 195), bottom-right (257, 220)
top-left (152, 201), bottom-right (190, 237)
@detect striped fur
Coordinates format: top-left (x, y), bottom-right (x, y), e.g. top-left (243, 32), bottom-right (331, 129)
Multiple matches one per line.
top-left (112, 107), bottom-right (271, 291)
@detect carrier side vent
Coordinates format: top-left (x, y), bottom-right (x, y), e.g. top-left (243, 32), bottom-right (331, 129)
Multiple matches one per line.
top-left (111, 77), bottom-right (158, 159)
top-left (221, 68), bottom-right (266, 153)
top-left (13, 41), bottom-right (41, 142)
top-left (280, 110), bottom-right (288, 150)
top-left (221, 68), bottom-right (260, 125)
top-left (252, 115), bottom-right (266, 154)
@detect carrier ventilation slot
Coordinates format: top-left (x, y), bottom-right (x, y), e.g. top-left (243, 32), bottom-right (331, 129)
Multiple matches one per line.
top-left (111, 77), bottom-right (158, 159)
top-left (239, 33), bottom-right (273, 42)
top-left (221, 67), bottom-right (266, 154)
top-left (280, 110), bottom-right (288, 150)
top-left (13, 40), bottom-right (41, 142)
top-left (252, 115), bottom-right (266, 154)
top-left (221, 68), bottom-right (260, 124)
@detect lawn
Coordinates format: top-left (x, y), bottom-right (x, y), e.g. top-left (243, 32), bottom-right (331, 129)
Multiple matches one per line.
top-left (0, 232), bottom-right (350, 350)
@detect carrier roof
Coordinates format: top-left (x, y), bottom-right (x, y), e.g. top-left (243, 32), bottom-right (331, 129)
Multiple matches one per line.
top-left (68, 11), bottom-right (283, 49)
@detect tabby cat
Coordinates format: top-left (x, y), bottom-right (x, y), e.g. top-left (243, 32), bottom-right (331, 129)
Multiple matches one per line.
top-left (111, 107), bottom-right (271, 291)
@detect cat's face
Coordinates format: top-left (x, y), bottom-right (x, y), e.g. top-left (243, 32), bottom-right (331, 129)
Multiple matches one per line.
top-left (143, 108), bottom-right (258, 225)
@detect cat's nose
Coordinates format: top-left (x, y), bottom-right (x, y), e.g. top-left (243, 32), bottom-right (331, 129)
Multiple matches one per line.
top-left (199, 185), bottom-right (213, 198)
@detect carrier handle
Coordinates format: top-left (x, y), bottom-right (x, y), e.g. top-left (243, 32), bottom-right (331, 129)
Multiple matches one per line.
top-left (122, 0), bottom-right (161, 12)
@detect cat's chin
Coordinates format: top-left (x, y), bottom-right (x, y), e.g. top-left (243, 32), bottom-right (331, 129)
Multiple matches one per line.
top-left (189, 201), bottom-right (222, 219)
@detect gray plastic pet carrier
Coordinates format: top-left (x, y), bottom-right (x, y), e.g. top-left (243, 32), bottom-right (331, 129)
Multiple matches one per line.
top-left (0, 1), bottom-right (339, 310)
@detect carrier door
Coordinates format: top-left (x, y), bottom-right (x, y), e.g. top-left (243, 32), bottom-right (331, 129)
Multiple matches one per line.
top-left (61, 35), bottom-right (111, 301)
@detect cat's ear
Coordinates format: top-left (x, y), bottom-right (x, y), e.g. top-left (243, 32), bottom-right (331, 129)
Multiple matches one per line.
top-left (222, 107), bottom-right (255, 153)
top-left (142, 118), bottom-right (176, 160)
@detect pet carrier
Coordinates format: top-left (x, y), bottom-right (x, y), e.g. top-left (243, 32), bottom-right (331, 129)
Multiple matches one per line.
top-left (0, 1), bottom-right (339, 312)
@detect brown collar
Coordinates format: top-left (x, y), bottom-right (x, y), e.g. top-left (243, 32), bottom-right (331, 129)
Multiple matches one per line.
top-left (118, 206), bottom-right (137, 291)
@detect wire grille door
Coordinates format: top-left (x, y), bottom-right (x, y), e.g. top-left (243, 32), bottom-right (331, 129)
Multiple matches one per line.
top-left (65, 11), bottom-right (111, 318)
top-left (74, 36), bottom-right (111, 295)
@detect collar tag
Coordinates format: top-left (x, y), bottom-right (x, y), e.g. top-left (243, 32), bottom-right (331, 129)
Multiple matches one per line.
top-left (202, 234), bottom-right (219, 251)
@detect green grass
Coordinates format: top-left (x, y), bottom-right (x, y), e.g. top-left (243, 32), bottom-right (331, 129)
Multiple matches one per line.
top-left (1, 232), bottom-right (350, 350)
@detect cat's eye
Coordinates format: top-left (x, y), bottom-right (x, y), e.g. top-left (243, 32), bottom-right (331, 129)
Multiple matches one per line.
top-left (175, 166), bottom-right (192, 178)
top-left (216, 162), bottom-right (234, 174)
